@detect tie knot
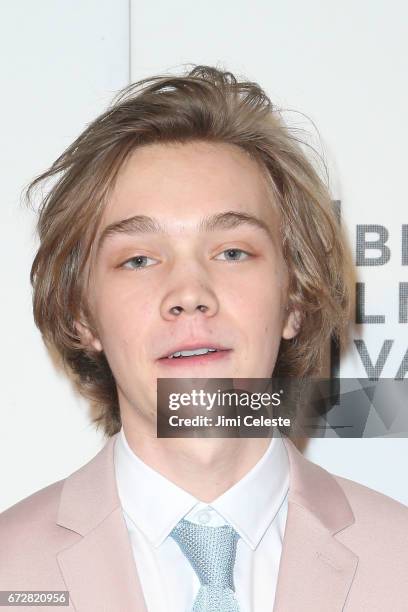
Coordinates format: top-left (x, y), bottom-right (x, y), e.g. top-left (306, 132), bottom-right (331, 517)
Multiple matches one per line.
top-left (170, 518), bottom-right (239, 589)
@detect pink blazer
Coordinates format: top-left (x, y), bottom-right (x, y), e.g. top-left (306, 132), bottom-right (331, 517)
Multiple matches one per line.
top-left (1, 433), bottom-right (408, 611)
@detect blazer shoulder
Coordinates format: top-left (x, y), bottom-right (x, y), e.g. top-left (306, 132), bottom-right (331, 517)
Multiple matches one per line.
top-left (334, 473), bottom-right (408, 514)
top-left (0, 476), bottom-right (86, 585)
top-left (332, 472), bottom-right (408, 538)
top-left (0, 478), bottom-right (65, 537)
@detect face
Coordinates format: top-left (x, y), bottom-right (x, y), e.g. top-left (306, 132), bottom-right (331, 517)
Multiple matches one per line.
top-left (76, 141), bottom-right (300, 430)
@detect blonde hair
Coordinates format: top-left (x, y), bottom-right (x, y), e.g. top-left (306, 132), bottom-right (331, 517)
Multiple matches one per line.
top-left (26, 65), bottom-right (353, 437)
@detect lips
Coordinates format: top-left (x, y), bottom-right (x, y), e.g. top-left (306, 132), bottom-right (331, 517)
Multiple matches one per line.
top-left (158, 343), bottom-right (231, 360)
top-left (157, 348), bottom-right (232, 367)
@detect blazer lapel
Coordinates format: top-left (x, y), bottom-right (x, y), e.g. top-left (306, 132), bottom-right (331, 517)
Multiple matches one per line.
top-left (54, 432), bottom-right (358, 611)
top-left (55, 433), bottom-right (148, 612)
top-left (273, 438), bottom-right (359, 611)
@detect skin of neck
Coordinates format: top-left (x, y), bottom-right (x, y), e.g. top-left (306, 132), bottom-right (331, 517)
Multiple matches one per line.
top-left (121, 409), bottom-right (271, 502)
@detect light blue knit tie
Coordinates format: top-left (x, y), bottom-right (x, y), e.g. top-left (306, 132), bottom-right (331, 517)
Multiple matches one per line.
top-left (170, 518), bottom-right (240, 612)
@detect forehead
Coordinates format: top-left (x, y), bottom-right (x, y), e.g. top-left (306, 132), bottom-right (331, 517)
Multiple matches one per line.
top-left (100, 140), bottom-right (279, 232)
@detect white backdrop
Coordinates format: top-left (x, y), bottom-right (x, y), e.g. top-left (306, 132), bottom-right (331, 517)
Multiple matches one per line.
top-left (1, 0), bottom-right (407, 512)
top-left (0, 1), bottom-right (129, 512)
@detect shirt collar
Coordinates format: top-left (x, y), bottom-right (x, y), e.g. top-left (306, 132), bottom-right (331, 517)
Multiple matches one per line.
top-left (114, 427), bottom-right (199, 547)
top-left (209, 430), bottom-right (289, 549)
top-left (114, 426), bottom-right (289, 550)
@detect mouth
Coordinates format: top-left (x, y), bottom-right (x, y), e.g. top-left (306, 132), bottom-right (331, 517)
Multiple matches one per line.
top-left (157, 347), bottom-right (232, 367)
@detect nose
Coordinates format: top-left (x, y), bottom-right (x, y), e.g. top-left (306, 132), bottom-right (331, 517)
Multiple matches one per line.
top-left (160, 273), bottom-right (219, 321)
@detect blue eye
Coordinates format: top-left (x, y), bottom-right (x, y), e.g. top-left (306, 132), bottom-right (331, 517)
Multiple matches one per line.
top-left (121, 248), bottom-right (251, 270)
top-left (216, 248), bottom-right (251, 262)
top-left (122, 255), bottom-right (157, 270)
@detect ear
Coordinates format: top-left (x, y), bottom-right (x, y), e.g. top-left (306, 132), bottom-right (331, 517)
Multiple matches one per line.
top-left (282, 307), bottom-right (302, 340)
top-left (74, 319), bottom-right (103, 352)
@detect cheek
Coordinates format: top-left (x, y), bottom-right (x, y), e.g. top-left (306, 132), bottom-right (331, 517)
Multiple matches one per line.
top-left (235, 270), bottom-right (284, 318)
top-left (246, 283), bottom-right (286, 345)
top-left (258, 311), bottom-right (284, 355)
top-left (94, 285), bottom-right (154, 354)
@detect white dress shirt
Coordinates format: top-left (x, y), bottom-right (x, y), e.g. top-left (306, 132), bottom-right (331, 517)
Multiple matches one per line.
top-left (114, 427), bottom-right (289, 612)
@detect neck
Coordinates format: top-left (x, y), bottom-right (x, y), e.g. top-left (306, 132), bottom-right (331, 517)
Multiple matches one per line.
top-left (121, 412), bottom-right (270, 502)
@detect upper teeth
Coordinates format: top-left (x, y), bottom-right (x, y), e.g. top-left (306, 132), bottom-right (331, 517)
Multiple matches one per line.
top-left (168, 347), bottom-right (218, 359)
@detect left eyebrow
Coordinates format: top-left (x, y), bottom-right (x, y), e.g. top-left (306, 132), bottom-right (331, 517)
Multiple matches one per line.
top-left (96, 210), bottom-right (275, 255)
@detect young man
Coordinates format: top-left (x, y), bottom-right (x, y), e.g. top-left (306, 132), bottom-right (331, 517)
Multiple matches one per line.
top-left (1, 66), bottom-right (407, 611)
